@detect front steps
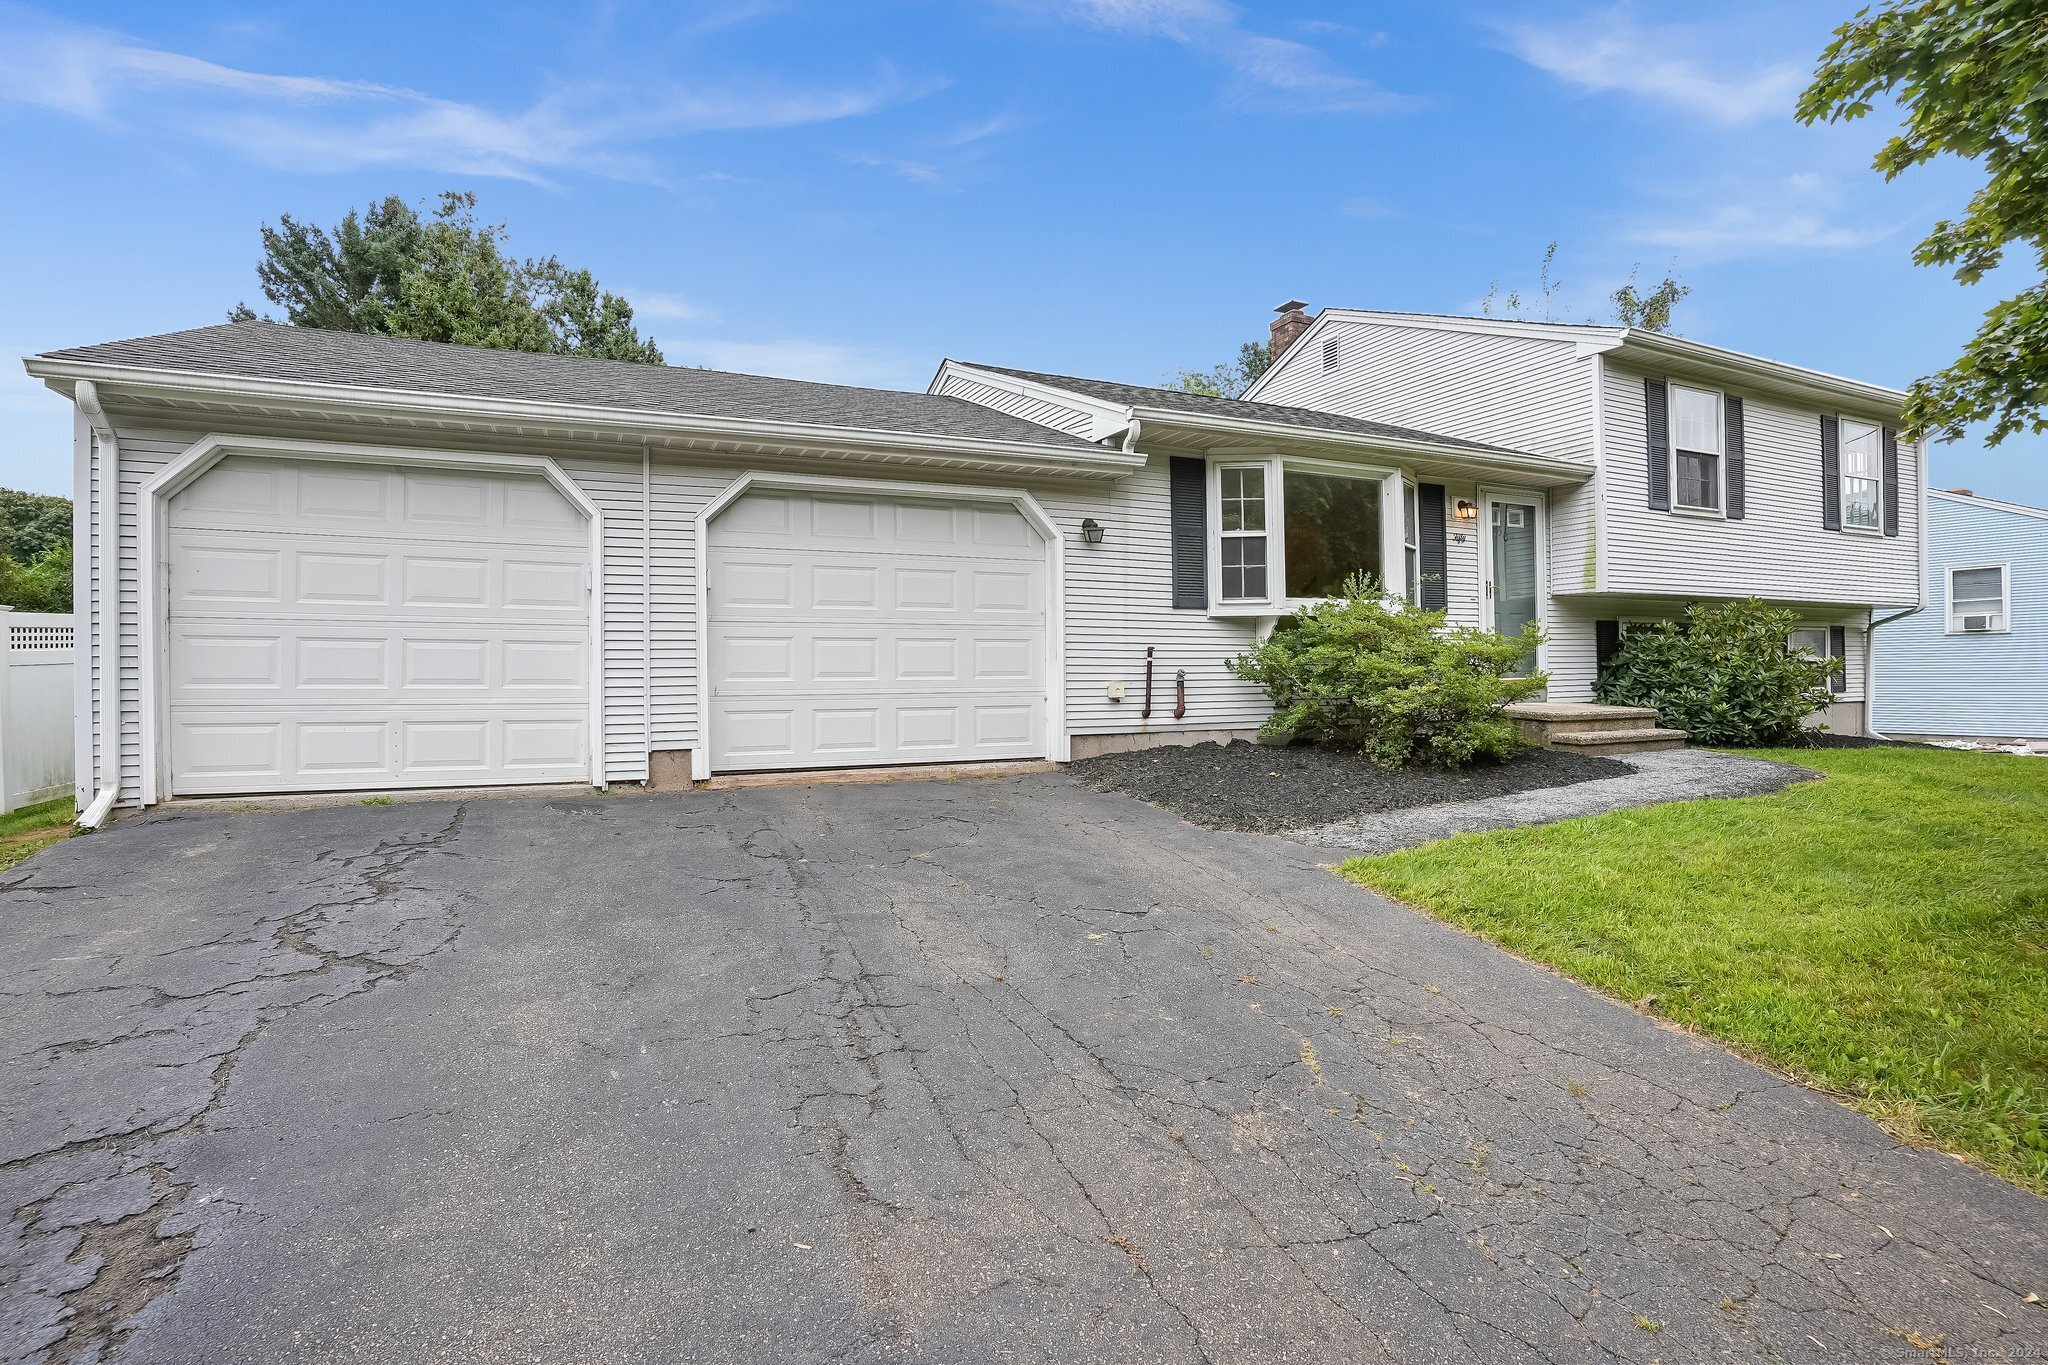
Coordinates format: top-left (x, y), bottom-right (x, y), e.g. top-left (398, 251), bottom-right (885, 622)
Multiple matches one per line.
top-left (1505, 702), bottom-right (1688, 756)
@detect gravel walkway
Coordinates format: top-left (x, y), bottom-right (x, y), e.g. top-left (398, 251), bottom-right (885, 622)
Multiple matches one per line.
top-left (1289, 748), bottom-right (1818, 852)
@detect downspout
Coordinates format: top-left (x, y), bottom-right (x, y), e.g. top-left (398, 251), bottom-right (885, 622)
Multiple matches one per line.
top-left (74, 380), bottom-right (120, 829)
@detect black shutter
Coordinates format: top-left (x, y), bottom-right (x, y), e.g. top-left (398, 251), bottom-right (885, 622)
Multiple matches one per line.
top-left (1168, 456), bottom-right (1208, 609)
top-left (1596, 619), bottom-right (1622, 668)
top-left (1882, 427), bottom-right (1900, 537)
top-left (1820, 415), bottom-right (1842, 530)
top-left (1724, 395), bottom-right (1747, 520)
top-left (1644, 378), bottom-right (1671, 511)
top-left (1829, 624), bottom-right (1847, 694)
top-left (1416, 482), bottom-right (1448, 610)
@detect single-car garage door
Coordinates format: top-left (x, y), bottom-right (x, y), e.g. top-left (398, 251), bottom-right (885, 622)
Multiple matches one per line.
top-left (706, 488), bottom-right (1048, 772)
top-left (166, 455), bottom-right (592, 795)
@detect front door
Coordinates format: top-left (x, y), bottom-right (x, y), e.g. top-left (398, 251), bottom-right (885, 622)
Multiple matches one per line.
top-left (1481, 491), bottom-right (1543, 676)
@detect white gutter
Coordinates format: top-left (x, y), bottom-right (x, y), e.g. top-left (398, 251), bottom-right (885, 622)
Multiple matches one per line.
top-left (1126, 405), bottom-right (1592, 482)
top-left (1589, 330), bottom-right (1908, 414)
top-left (72, 379), bottom-right (120, 829)
top-left (24, 358), bottom-right (1143, 477)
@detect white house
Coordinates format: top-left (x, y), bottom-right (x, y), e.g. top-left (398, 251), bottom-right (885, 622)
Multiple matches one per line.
top-left (1871, 489), bottom-right (2047, 742)
top-left (1239, 304), bottom-right (1926, 733)
top-left (27, 309), bottom-right (1924, 815)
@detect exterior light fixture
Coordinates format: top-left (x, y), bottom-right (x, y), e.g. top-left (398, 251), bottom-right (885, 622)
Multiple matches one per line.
top-left (1454, 499), bottom-right (1478, 521)
top-left (1080, 517), bottom-right (1104, 544)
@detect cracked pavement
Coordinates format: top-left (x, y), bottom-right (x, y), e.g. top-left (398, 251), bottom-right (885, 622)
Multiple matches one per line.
top-left (1, 774), bottom-right (2042, 1363)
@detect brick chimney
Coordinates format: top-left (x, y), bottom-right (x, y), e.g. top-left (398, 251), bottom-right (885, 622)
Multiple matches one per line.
top-left (1269, 299), bottom-right (1312, 361)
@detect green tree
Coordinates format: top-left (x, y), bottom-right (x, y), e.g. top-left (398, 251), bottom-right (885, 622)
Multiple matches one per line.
top-left (1484, 241), bottom-right (1689, 333)
top-left (1798, 0), bottom-right (2048, 445)
top-left (0, 544), bottom-right (71, 613)
top-left (0, 490), bottom-right (70, 563)
top-left (1166, 340), bottom-right (1271, 398)
top-left (232, 191), bottom-right (663, 364)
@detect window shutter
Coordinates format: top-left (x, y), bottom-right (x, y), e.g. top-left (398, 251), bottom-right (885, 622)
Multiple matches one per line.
top-left (1819, 415), bottom-right (1841, 530)
top-left (1828, 624), bottom-right (1847, 694)
top-left (1168, 456), bottom-right (1208, 609)
top-left (1644, 378), bottom-right (1671, 511)
top-left (1881, 427), bottom-right (1900, 537)
top-left (1596, 619), bottom-right (1622, 668)
top-left (1724, 395), bottom-right (1747, 520)
top-left (1416, 482), bottom-right (1448, 610)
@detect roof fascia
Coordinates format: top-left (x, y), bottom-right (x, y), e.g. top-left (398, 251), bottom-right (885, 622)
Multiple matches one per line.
top-left (25, 356), bottom-right (1144, 476)
top-left (1579, 330), bottom-right (1907, 414)
top-left (1126, 405), bottom-right (1590, 481)
top-left (932, 361), bottom-right (1133, 441)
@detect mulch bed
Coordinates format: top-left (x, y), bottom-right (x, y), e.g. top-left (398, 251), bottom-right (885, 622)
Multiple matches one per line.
top-left (1067, 740), bottom-right (1632, 834)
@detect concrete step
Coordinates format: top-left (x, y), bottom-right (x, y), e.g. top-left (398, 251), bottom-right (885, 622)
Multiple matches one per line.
top-left (1505, 702), bottom-right (1660, 724)
top-left (1546, 727), bottom-right (1690, 755)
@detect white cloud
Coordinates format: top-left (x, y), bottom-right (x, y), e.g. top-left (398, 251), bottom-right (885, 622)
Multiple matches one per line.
top-left (628, 293), bottom-right (720, 324)
top-left (841, 150), bottom-right (947, 185)
top-left (658, 338), bottom-right (925, 389)
top-left (1339, 195), bottom-right (1400, 220)
top-left (1630, 176), bottom-right (1894, 259)
top-left (1500, 8), bottom-right (1805, 125)
top-left (1049, 0), bottom-right (1410, 112)
top-left (0, 6), bottom-right (921, 183)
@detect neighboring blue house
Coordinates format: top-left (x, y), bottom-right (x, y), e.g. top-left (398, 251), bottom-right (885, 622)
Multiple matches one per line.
top-left (1873, 488), bottom-right (2047, 741)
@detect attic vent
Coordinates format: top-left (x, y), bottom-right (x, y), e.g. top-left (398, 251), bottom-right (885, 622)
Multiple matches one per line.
top-left (1321, 335), bottom-right (1340, 370)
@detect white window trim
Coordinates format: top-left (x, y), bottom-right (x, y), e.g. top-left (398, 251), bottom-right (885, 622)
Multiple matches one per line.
top-left (1667, 379), bottom-right (1726, 518)
top-left (1478, 486), bottom-right (1548, 677)
top-left (1206, 455), bottom-right (1406, 613)
top-left (1946, 561), bottom-right (2012, 635)
top-left (1401, 477), bottom-right (1420, 606)
top-left (1836, 415), bottom-right (1886, 536)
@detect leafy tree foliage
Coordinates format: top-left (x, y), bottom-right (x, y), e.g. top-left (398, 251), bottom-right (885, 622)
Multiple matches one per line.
top-left (231, 191), bottom-right (663, 364)
top-left (0, 490), bottom-right (70, 563)
top-left (1166, 340), bottom-right (1271, 398)
top-left (0, 544), bottom-right (70, 614)
top-left (1799, 0), bottom-right (2048, 445)
top-left (1228, 575), bottom-right (1545, 768)
top-left (1484, 240), bottom-right (1689, 333)
top-left (1595, 600), bottom-right (1836, 745)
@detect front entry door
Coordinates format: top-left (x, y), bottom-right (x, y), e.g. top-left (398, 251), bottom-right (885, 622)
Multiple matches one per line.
top-left (1481, 491), bottom-right (1543, 677)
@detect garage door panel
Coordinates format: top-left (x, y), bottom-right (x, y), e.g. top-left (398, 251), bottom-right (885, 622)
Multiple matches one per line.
top-left (167, 455), bottom-right (590, 794)
top-left (707, 488), bottom-right (1046, 772)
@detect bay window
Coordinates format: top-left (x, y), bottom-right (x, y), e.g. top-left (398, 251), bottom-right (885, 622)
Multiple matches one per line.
top-left (1670, 383), bottom-right (1722, 512)
top-left (1211, 458), bottom-right (1405, 607)
top-left (1839, 420), bottom-right (1883, 530)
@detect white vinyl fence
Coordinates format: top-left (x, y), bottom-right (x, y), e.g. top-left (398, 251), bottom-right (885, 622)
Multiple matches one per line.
top-left (0, 610), bottom-right (74, 814)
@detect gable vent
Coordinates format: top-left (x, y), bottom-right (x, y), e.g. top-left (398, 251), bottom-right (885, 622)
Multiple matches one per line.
top-left (1321, 335), bottom-right (1340, 370)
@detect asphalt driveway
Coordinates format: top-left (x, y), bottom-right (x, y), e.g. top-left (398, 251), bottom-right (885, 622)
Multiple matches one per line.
top-left (2, 774), bottom-right (2042, 1363)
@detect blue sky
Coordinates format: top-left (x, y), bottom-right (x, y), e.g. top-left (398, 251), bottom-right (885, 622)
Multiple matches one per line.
top-left (2, 0), bottom-right (2040, 505)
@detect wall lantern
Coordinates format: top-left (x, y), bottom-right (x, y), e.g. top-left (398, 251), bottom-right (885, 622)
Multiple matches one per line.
top-left (1454, 499), bottom-right (1478, 522)
top-left (1080, 517), bottom-right (1105, 544)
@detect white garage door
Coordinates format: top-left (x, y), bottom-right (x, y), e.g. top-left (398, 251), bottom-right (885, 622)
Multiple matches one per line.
top-left (706, 488), bottom-right (1048, 772)
top-left (165, 455), bottom-right (592, 795)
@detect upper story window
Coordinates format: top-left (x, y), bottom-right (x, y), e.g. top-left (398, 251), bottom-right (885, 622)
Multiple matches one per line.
top-left (1670, 384), bottom-right (1723, 512)
top-left (1212, 460), bottom-right (1402, 606)
top-left (1218, 465), bottom-right (1268, 601)
top-left (1948, 564), bottom-right (2009, 633)
top-left (1840, 420), bottom-right (1883, 531)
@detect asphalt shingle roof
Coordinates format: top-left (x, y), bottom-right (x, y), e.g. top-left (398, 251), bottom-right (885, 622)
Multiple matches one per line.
top-left (956, 362), bottom-right (1527, 455)
top-left (38, 321), bottom-right (1104, 450)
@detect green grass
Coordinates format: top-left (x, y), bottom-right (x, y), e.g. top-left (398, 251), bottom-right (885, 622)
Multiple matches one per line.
top-left (1342, 746), bottom-right (2048, 1192)
top-left (0, 795), bottom-right (76, 872)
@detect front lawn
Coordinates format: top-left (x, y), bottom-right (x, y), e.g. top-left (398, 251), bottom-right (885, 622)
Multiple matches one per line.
top-left (1342, 746), bottom-right (2048, 1192)
top-left (0, 796), bottom-right (75, 872)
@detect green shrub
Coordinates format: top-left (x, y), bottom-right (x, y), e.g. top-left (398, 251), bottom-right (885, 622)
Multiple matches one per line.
top-left (1594, 599), bottom-right (1834, 745)
top-left (0, 543), bottom-right (69, 613)
top-left (1227, 575), bottom-right (1546, 769)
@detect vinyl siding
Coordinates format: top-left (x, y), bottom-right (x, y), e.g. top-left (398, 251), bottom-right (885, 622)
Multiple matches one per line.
top-left (1546, 595), bottom-right (1871, 710)
top-left (1254, 317), bottom-right (1596, 462)
top-left (1872, 495), bottom-right (2048, 738)
top-left (79, 412), bottom-right (1283, 806)
top-left (1600, 362), bottom-right (1920, 605)
top-left (932, 371), bottom-right (1102, 440)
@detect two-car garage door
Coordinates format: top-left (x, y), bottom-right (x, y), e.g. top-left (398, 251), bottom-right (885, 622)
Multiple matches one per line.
top-left (166, 455), bottom-right (592, 795)
top-left (706, 488), bottom-right (1049, 771)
